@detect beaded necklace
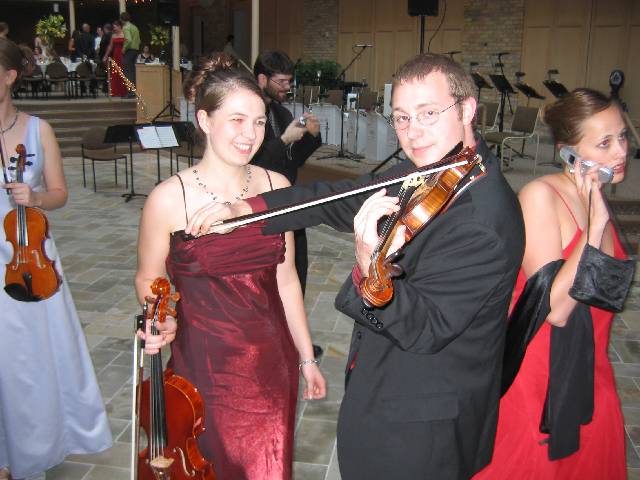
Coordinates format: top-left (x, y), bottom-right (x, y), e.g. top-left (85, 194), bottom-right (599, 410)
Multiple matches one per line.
top-left (193, 165), bottom-right (252, 204)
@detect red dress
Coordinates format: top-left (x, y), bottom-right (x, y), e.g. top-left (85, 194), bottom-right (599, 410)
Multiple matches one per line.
top-left (165, 202), bottom-right (298, 479)
top-left (474, 194), bottom-right (627, 479)
top-left (108, 36), bottom-right (127, 97)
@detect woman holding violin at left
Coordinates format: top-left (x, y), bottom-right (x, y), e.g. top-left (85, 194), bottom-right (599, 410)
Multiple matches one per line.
top-left (0, 38), bottom-right (111, 480)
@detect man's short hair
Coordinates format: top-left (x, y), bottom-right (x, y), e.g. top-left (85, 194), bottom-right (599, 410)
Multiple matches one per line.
top-left (253, 50), bottom-right (294, 78)
top-left (392, 53), bottom-right (475, 114)
top-left (120, 12), bottom-right (131, 22)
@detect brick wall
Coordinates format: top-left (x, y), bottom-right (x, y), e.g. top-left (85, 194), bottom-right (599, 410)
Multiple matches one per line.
top-left (302, 0), bottom-right (338, 60)
top-left (463, 0), bottom-right (525, 106)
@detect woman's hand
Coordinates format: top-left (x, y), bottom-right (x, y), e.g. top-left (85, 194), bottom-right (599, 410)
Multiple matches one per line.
top-left (300, 363), bottom-right (327, 400)
top-left (573, 159), bottom-right (609, 238)
top-left (3, 182), bottom-right (40, 207)
top-left (137, 315), bottom-right (177, 355)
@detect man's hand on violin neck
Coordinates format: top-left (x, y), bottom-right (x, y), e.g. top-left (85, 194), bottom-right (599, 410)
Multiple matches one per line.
top-left (354, 189), bottom-right (403, 274)
top-left (185, 200), bottom-right (252, 237)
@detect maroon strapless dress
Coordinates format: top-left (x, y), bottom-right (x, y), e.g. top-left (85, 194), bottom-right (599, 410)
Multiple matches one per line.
top-left (166, 222), bottom-right (299, 480)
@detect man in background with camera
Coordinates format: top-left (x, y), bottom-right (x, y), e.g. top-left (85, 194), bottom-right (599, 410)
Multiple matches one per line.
top-left (251, 51), bottom-right (322, 296)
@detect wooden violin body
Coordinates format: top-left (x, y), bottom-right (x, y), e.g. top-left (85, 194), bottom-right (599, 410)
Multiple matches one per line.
top-left (137, 368), bottom-right (216, 480)
top-left (133, 278), bottom-right (216, 480)
top-left (3, 144), bottom-right (61, 302)
top-left (361, 147), bottom-right (485, 308)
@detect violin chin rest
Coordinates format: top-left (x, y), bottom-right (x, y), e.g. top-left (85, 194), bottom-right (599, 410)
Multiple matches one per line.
top-left (4, 283), bottom-right (42, 302)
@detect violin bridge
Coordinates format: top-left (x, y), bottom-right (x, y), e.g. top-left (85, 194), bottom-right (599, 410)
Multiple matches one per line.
top-left (149, 455), bottom-right (174, 479)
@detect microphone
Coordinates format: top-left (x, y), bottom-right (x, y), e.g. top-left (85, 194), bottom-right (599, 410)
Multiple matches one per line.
top-left (446, 50), bottom-right (462, 55)
top-left (293, 58), bottom-right (302, 68)
top-left (496, 52), bottom-right (510, 56)
top-left (355, 44), bottom-right (373, 48)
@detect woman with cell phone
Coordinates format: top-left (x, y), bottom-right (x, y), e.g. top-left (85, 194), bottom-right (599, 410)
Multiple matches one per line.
top-left (474, 88), bottom-right (629, 479)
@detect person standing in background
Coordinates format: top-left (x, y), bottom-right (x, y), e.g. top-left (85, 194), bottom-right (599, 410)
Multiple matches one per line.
top-left (120, 11), bottom-right (139, 95)
top-left (251, 50), bottom-right (321, 297)
top-left (76, 23), bottom-right (94, 60)
top-left (94, 26), bottom-right (103, 57)
top-left (97, 23), bottom-right (112, 66)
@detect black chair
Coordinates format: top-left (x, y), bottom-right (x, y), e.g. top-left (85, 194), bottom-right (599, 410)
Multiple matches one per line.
top-left (81, 126), bottom-right (128, 192)
top-left (94, 62), bottom-right (108, 96)
top-left (72, 61), bottom-right (94, 98)
top-left (45, 62), bottom-right (70, 98)
top-left (21, 70), bottom-right (45, 99)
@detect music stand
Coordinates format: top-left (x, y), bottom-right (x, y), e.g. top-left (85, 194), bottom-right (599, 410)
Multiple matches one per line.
top-left (105, 124), bottom-right (146, 202)
top-left (489, 74), bottom-right (517, 133)
top-left (164, 121), bottom-right (197, 173)
top-left (136, 122), bottom-right (180, 184)
top-left (472, 72), bottom-right (493, 102)
top-left (542, 80), bottom-right (569, 99)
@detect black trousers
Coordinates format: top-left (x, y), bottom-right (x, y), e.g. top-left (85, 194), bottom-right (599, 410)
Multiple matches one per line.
top-left (122, 49), bottom-right (138, 85)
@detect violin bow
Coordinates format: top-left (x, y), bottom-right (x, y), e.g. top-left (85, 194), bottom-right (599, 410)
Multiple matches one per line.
top-left (130, 306), bottom-right (146, 480)
top-left (207, 147), bottom-right (476, 235)
top-left (0, 136), bottom-right (10, 194)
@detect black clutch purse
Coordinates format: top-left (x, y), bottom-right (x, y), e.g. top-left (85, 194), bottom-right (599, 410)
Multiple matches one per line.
top-left (568, 191), bottom-right (635, 313)
top-left (569, 243), bottom-right (634, 312)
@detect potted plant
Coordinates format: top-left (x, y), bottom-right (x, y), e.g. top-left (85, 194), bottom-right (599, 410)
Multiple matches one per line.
top-left (35, 14), bottom-right (67, 59)
top-left (149, 25), bottom-right (170, 62)
top-left (296, 60), bottom-right (341, 92)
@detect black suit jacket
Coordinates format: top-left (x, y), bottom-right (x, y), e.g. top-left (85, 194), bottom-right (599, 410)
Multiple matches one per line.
top-left (77, 32), bottom-right (95, 59)
top-left (259, 140), bottom-right (525, 479)
top-left (251, 100), bottom-right (321, 184)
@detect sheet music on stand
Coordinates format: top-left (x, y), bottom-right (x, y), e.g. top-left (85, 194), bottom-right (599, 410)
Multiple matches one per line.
top-left (136, 125), bottom-right (179, 150)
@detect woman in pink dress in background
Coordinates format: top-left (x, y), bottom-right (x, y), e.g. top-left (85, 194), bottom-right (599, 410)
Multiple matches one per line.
top-left (474, 88), bottom-right (629, 479)
top-left (135, 53), bottom-right (326, 480)
top-left (102, 20), bottom-right (126, 97)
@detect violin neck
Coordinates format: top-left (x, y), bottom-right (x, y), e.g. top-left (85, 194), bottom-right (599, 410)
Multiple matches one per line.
top-left (149, 322), bottom-right (169, 455)
top-left (374, 182), bottom-right (419, 258)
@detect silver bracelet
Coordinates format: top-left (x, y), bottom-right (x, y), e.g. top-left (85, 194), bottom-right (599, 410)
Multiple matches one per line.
top-left (298, 359), bottom-right (319, 370)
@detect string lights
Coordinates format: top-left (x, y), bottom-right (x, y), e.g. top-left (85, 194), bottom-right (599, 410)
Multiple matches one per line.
top-left (107, 58), bottom-right (151, 121)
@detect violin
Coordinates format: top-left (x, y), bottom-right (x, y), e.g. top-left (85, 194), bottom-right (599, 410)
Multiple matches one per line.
top-left (361, 147), bottom-right (485, 308)
top-left (3, 144), bottom-right (61, 302)
top-left (133, 277), bottom-right (217, 480)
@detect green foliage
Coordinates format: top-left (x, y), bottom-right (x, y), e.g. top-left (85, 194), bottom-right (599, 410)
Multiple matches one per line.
top-left (149, 25), bottom-right (170, 48)
top-left (296, 60), bottom-right (341, 92)
top-left (35, 14), bottom-right (67, 46)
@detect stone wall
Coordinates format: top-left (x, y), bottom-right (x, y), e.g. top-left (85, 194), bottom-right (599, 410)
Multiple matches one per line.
top-left (463, 0), bottom-right (525, 105)
top-left (302, 0), bottom-right (338, 60)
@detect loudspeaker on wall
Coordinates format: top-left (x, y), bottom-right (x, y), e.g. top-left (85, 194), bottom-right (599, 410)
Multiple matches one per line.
top-left (408, 0), bottom-right (439, 16)
top-left (158, 0), bottom-right (180, 26)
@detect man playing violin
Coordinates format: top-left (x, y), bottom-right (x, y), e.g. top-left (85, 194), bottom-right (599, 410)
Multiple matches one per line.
top-left (153, 53), bottom-right (525, 479)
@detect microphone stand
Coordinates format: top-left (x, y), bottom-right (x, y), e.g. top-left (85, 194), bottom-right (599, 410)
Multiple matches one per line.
top-left (317, 45), bottom-right (370, 161)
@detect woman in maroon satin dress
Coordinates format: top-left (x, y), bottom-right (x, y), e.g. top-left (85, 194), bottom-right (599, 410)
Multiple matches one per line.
top-left (135, 53), bottom-right (326, 480)
top-left (102, 20), bottom-right (126, 97)
top-left (474, 90), bottom-right (628, 479)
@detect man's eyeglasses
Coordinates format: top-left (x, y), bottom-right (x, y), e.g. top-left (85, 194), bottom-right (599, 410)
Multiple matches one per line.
top-left (269, 76), bottom-right (292, 88)
top-left (389, 99), bottom-right (462, 130)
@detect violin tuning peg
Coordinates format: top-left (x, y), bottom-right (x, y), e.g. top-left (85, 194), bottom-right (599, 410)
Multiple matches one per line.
top-left (7, 166), bottom-right (15, 171)
top-left (388, 263), bottom-right (403, 277)
top-left (26, 161), bottom-right (33, 166)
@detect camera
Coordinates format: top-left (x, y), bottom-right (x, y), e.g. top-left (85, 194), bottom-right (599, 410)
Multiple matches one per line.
top-left (297, 116), bottom-right (306, 127)
top-left (559, 147), bottom-right (614, 184)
